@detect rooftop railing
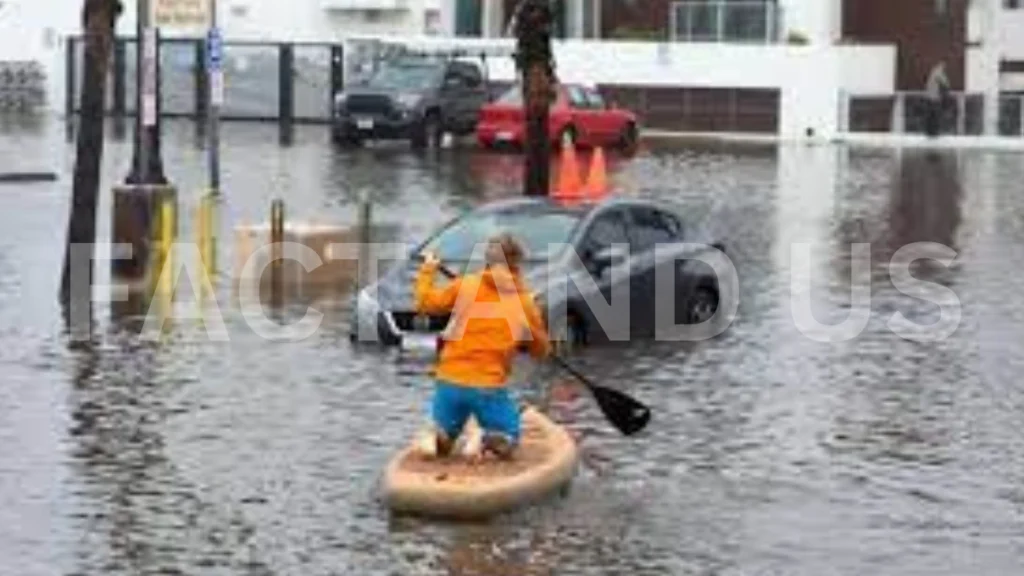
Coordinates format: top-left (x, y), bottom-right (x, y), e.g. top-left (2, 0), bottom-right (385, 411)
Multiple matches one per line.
top-left (670, 1), bottom-right (782, 43)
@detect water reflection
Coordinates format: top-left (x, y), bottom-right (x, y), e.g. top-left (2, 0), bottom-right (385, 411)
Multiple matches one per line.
top-left (888, 150), bottom-right (964, 267)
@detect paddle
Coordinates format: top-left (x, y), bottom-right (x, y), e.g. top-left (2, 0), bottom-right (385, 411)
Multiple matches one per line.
top-left (419, 254), bottom-right (651, 436)
top-left (549, 355), bottom-right (651, 436)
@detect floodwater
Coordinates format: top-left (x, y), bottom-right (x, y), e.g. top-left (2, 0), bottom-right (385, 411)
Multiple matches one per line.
top-left (2, 117), bottom-right (1024, 576)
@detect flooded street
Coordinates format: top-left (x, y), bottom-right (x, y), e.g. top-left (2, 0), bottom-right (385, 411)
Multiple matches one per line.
top-left (2, 118), bottom-right (1024, 575)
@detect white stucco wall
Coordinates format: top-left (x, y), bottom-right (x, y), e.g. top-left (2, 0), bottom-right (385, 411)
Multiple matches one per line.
top-left (778, 0), bottom-right (842, 43)
top-left (968, 1), bottom-right (1024, 88)
top-left (997, 10), bottom-right (1024, 61)
top-left (967, 0), bottom-right (1012, 133)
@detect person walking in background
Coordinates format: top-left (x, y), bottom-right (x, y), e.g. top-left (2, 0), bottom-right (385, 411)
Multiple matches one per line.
top-left (925, 62), bottom-right (951, 138)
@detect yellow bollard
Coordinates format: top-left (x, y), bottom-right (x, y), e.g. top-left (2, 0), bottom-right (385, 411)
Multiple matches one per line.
top-left (151, 197), bottom-right (174, 336)
top-left (203, 193), bottom-right (216, 293)
top-left (196, 196), bottom-right (208, 295)
top-left (160, 198), bottom-right (173, 298)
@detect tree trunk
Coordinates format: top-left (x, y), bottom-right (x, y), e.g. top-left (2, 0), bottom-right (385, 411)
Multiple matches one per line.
top-left (60, 0), bottom-right (122, 314)
top-left (514, 0), bottom-right (556, 197)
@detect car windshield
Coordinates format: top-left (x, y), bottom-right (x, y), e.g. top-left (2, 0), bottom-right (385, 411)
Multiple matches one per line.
top-left (365, 60), bottom-right (443, 90)
top-left (497, 86), bottom-right (566, 106)
top-left (419, 209), bottom-right (581, 262)
top-left (498, 87), bottom-right (523, 105)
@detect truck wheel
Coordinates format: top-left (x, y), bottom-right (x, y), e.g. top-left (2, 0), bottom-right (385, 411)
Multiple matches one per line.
top-left (617, 122), bottom-right (639, 154)
top-left (333, 133), bottom-right (363, 148)
top-left (412, 112), bottom-right (443, 149)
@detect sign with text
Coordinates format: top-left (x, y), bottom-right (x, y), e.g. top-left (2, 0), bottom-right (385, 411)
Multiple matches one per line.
top-left (141, 27), bottom-right (158, 126)
top-left (153, 0), bottom-right (210, 30)
top-left (206, 27), bottom-right (223, 71)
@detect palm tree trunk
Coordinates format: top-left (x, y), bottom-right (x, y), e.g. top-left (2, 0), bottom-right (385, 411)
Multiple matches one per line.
top-left (60, 0), bottom-right (122, 318)
top-left (514, 0), bottom-right (556, 197)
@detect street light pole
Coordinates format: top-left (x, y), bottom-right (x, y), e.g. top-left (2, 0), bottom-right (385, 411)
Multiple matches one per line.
top-left (127, 0), bottom-right (167, 185)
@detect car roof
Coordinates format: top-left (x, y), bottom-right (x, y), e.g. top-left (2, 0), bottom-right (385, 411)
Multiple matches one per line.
top-left (474, 196), bottom-right (673, 216)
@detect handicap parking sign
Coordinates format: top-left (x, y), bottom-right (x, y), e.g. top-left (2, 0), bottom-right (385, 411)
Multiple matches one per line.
top-left (206, 27), bottom-right (223, 71)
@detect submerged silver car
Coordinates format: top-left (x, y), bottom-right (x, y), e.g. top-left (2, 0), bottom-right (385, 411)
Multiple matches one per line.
top-left (350, 196), bottom-right (729, 351)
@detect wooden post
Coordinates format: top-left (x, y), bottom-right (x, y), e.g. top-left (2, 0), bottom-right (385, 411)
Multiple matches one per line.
top-left (514, 0), bottom-right (556, 197)
top-left (60, 0), bottom-right (123, 315)
top-left (270, 199), bottom-right (285, 307)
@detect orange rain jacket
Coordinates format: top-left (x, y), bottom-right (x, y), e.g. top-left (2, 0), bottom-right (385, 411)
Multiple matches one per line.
top-left (414, 260), bottom-right (551, 387)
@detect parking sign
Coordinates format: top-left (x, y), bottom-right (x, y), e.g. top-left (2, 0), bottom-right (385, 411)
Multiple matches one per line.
top-left (206, 27), bottom-right (223, 71)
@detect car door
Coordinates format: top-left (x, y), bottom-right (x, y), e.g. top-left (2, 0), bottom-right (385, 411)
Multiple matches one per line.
top-left (442, 62), bottom-right (485, 134)
top-left (438, 65), bottom-right (467, 132)
top-left (583, 87), bottom-right (618, 144)
top-left (456, 63), bottom-right (488, 133)
top-left (571, 208), bottom-right (633, 343)
top-left (565, 84), bottom-right (599, 144)
top-left (625, 205), bottom-right (679, 338)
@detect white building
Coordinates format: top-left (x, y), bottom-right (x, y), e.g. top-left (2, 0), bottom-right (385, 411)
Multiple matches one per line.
top-left (0, 0), bottom-right (440, 115)
top-left (428, 0), bottom-right (1024, 139)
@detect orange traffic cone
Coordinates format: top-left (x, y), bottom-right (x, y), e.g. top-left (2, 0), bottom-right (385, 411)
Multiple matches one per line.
top-left (554, 139), bottom-right (582, 199)
top-left (584, 147), bottom-right (608, 198)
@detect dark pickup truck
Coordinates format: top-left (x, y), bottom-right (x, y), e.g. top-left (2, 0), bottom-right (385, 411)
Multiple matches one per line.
top-left (332, 55), bottom-right (492, 149)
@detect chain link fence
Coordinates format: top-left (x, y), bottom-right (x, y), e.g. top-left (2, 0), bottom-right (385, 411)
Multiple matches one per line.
top-left (68, 36), bottom-right (342, 125)
top-left (0, 61), bottom-right (46, 113)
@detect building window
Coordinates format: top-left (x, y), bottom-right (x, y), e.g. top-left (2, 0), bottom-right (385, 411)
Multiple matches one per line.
top-left (455, 0), bottom-right (482, 36)
top-left (670, 0), bottom-right (780, 43)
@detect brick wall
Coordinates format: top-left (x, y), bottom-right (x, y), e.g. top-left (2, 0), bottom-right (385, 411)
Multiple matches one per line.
top-left (842, 0), bottom-right (968, 91)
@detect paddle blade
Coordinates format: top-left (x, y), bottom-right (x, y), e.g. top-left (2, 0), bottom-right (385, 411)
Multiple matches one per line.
top-left (588, 383), bottom-right (651, 436)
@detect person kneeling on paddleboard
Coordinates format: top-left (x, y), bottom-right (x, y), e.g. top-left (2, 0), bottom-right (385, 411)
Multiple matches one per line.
top-left (414, 233), bottom-right (551, 460)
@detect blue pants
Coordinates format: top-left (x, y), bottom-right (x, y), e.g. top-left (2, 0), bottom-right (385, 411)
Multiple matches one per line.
top-left (431, 381), bottom-right (521, 445)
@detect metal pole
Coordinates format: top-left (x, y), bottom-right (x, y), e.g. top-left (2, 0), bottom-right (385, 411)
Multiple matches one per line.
top-left (127, 0), bottom-right (167, 185)
top-left (716, 0), bottom-right (725, 42)
top-left (207, 0), bottom-right (222, 196)
top-left (139, 12), bottom-right (151, 185)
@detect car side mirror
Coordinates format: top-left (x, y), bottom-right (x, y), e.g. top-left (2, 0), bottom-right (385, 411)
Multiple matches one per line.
top-left (588, 245), bottom-right (627, 275)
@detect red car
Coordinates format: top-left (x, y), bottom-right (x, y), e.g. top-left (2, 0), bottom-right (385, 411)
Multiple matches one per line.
top-left (476, 83), bottom-right (639, 152)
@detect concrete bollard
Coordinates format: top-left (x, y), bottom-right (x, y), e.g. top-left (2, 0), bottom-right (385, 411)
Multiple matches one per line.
top-left (111, 184), bottom-right (178, 292)
top-left (232, 206), bottom-right (363, 306)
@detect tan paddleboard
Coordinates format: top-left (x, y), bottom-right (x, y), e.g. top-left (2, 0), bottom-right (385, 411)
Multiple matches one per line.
top-left (383, 406), bottom-right (578, 520)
